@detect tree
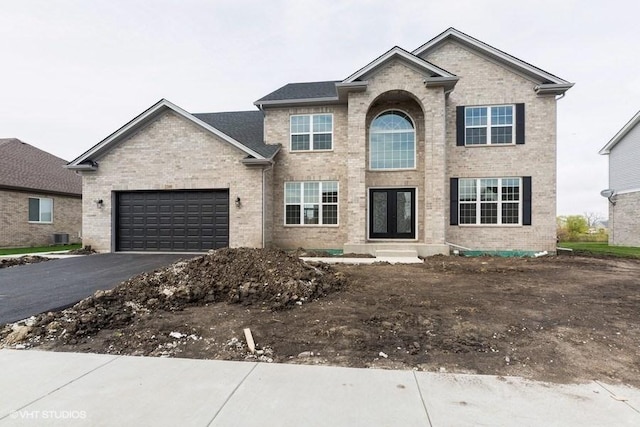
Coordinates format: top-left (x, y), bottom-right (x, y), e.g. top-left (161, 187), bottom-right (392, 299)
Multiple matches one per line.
top-left (583, 212), bottom-right (604, 229)
top-left (565, 215), bottom-right (589, 237)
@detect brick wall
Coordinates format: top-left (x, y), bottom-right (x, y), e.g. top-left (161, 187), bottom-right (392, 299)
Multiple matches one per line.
top-left (423, 41), bottom-right (559, 252)
top-left (80, 111), bottom-right (265, 252)
top-left (609, 191), bottom-right (640, 247)
top-left (0, 189), bottom-right (81, 248)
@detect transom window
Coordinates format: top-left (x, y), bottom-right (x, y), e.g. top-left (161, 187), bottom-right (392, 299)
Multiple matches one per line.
top-left (28, 197), bottom-right (53, 223)
top-left (285, 181), bottom-right (338, 225)
top-left (465, 105), bottom-right (514, 145)
top-left (369, 111), bottom-right (416, 170)
top-left (459, 178), bottom-right (520, 225)
top-left (290, 114), bottom-right (333, 151)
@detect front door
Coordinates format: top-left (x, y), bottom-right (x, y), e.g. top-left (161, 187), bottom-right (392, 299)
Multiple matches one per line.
top-left (369, 188), bottom-right (416, 239)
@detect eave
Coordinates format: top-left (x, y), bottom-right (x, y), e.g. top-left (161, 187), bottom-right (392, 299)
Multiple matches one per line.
top-left (599, 110), bottom-right (640, 155)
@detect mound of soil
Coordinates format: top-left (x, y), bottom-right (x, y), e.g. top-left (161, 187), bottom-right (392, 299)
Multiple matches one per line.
top-left (1, 248), bottom-right (345, 348)
top-left (0, 255), bottom-right (51, 269)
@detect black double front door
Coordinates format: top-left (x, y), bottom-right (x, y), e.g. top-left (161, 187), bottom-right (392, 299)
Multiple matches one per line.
top-left (369, 188), bottom-right (416, 239)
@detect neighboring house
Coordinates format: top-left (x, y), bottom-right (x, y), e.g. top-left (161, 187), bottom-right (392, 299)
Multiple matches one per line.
top-left (67, 28), bottom-right (572, 255)
top-left (599, 110), bottom-right (640, 247)
top-left (0, 139), bottom-right (82, 248)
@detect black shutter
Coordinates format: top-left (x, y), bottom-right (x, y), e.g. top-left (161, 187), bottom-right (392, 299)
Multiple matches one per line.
top-left (456, 106), bottom-right (465, 146)
top-left (522, 176), bottom-right (532, 225)
top-left (515, 103), bottom-right (525, 144)
top-left (450, 178), bottom-right (459, 225)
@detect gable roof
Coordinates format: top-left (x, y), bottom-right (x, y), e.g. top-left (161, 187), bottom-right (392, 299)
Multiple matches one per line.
top-left (599, 110), bottom-right (640, 155)
top-left (68, 99), bottom-right (279, 171)
top-left (343, 46), bottom-right (457, 84)
top-left (412, 27), bottom-right (574, 94)
top-left (0, 138), bottom-right (81, 196)
top-left (256, 27), bottom-right (572, 106)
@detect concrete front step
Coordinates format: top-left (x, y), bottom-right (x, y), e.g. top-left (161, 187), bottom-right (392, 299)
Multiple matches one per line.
top-left (375, 249), bottom-right (419, 258)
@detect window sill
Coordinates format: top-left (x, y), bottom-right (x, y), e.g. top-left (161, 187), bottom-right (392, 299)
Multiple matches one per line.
top-left (463, 143), bottom-right (516, 147)
top-left (368, 167), bottom-right (417, 172)
top-left (28, 221), bottom-right (53, 224)
top-left (289, 149), bottom-right (334, 153)
top-left (457, 224), bottom-right (522, 228)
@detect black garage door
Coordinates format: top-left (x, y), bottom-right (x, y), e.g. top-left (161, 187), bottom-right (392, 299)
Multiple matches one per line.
top-left (116, 190), bottom-right (229, 252)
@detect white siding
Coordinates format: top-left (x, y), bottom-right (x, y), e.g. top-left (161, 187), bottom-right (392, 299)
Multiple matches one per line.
top-left (610, 123), bottom-right (640, 191)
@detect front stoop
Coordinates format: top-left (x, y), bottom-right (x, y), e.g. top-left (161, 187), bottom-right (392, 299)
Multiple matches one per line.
top-left (344, 243), bottom-right (449, 257)
top-left (375, 249), bottom-right (418, 258)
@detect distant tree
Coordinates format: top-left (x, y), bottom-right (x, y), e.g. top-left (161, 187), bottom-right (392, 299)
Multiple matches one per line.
top-left (565, 215), bottom-right (589, 237)
top-left (583, 212), bottom-right (604, 229)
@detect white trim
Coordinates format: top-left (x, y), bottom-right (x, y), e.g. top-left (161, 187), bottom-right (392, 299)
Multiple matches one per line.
top-left (599, 110), bottom-right (640, 154)
top-left (457, 177), bottom-right (522, 226)
top-left (68, 99), bottom-right (266, 168)
top-left (369, 110), bottom-right (417, 170)
top-left (28, 197), bottom-right (54, 224)
top-left (283, 181), bottom-right (339, 226)
top-left (343, 46), bottom-right (456, 83)
top-left (614, 188), bottom-right (640, 195)
top-left (412, 28), bottom-right (572, 87)
top-left (289, 113), bottom-right (334, 152)
top-left (366, 186), bottom-right (418, 241)
top-left (464, 105), bottom-right (516, 146)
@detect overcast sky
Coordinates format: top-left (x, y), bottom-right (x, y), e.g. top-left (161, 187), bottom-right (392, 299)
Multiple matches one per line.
top-left (1, 1), bottom-right (637, 218)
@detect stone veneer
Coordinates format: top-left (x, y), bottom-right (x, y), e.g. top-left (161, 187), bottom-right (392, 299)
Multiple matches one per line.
top-left (609, 191), bottom-right (640, 247)
top-left (0, 189), bottom-right (81, 248)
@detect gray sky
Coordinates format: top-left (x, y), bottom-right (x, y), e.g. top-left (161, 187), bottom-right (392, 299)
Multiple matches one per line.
top-left (2, 1), bottom-right (638, 218)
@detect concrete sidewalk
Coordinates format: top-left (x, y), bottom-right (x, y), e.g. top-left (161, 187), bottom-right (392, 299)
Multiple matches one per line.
top-left (0, 350), bottom-right (638, 426)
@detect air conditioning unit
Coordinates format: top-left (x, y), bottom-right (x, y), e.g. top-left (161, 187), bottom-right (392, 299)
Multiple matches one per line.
top-left (53, 233), bottom-right (69, 245)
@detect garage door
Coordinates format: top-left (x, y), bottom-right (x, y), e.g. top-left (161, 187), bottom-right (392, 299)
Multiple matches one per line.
top-left (116, 190), bottom-right (229, 252)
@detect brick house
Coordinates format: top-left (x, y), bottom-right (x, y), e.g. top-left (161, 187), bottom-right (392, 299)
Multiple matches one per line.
top-left (67, 28), bottom-right (572, 255)
top-left (599, 110), bottom-right (640, 247)
top-left (0, 139), bottom-right (82, 248)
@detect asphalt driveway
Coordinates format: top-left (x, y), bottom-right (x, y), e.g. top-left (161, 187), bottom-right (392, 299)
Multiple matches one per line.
top-left (0, 253), bottom-right (192, 324)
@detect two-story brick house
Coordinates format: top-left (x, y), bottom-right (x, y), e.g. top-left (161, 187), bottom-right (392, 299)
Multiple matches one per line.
top-left (67, 28), bottom-right (572, 255)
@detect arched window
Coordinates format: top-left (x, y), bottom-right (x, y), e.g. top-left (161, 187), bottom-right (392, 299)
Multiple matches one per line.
top-left (369, 111), bottom-right (415, 170)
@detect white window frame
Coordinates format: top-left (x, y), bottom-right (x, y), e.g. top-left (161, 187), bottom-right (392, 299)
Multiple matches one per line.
top-left (28, 197), bottom-right (54, 224)
top-left (369, 109), bottom-right (417, 170)
top-left (284, 181), bottom-right (339, 226)
top-left (465, 105), bottom-right (515, 146)
top-left (458, 178), bottom-right (521, 226)
top-left (290, 114), bottom-right (333, 151)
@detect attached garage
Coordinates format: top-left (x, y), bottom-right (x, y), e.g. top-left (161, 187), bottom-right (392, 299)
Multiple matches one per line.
top-left (116, 190), bottom-right (229, 252)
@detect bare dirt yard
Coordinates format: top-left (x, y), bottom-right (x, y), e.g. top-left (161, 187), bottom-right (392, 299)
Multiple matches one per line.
top-left (2, 248), bottom-right (639, 387)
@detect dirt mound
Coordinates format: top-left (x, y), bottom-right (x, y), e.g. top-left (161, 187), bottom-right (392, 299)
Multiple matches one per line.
top-left (1, 248), bottom-right (346, 347)
top-left (0, 255), bottom-right (51, 269)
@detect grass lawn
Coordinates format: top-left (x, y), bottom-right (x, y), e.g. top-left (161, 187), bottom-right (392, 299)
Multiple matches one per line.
top-left (558, 241), bottom-right (640, 258)
top-left (0, 244), bottom-right (82, 256)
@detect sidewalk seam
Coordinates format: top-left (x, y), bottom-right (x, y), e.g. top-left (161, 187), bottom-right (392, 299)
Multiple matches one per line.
top-left (0, 354), bottom-right (121, 421)
top-left (207, 362), bottom-right (259, 426)
top-left (413, 371), bottom-right (433, 427)
top-left (594, 380), bottom-right (640, 414)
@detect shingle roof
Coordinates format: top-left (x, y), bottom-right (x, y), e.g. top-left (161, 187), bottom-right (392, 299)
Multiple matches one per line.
top-left (255, 81), bottom-right (339, 103)
top-left (193, 110), bottom-right (279, 158)
top-left (0, 138), bottom-right (81, 196)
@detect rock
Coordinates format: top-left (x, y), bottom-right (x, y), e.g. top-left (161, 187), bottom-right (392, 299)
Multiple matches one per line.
top-left (169, 332), bottom-right (184, 339)
top-left (378, 351), bottom-right (388, 358)
top-left (5, 326), bottom-right (32, 345)
top-left (298, 351), bottom-right (314, 358)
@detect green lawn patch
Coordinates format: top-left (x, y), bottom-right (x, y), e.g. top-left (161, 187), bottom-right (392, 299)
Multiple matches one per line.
top-left (0, 244), bottom-right (82, 256)
top-left (558, 242), bottom-right (640, 258)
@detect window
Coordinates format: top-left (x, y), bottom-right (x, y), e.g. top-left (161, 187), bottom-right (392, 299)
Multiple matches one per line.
top-left (370, 111), bottom-right (416, 170)
top-left (464, 105), bottom-right (514, 145)
top-left (290, 114), bottom-right (333, 151)
top-left (456, 104), bottom-right (525, 146)
top-left (285, 181), bottom-right (338, 225)
top-left (458, 178), bottom-right (520, 225)
top-left (28, 197), bottom-right (53, 223)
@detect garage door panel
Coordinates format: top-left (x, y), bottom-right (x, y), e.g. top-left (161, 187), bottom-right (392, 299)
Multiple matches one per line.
top-left (117, 190), bottom-right (229, 252)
